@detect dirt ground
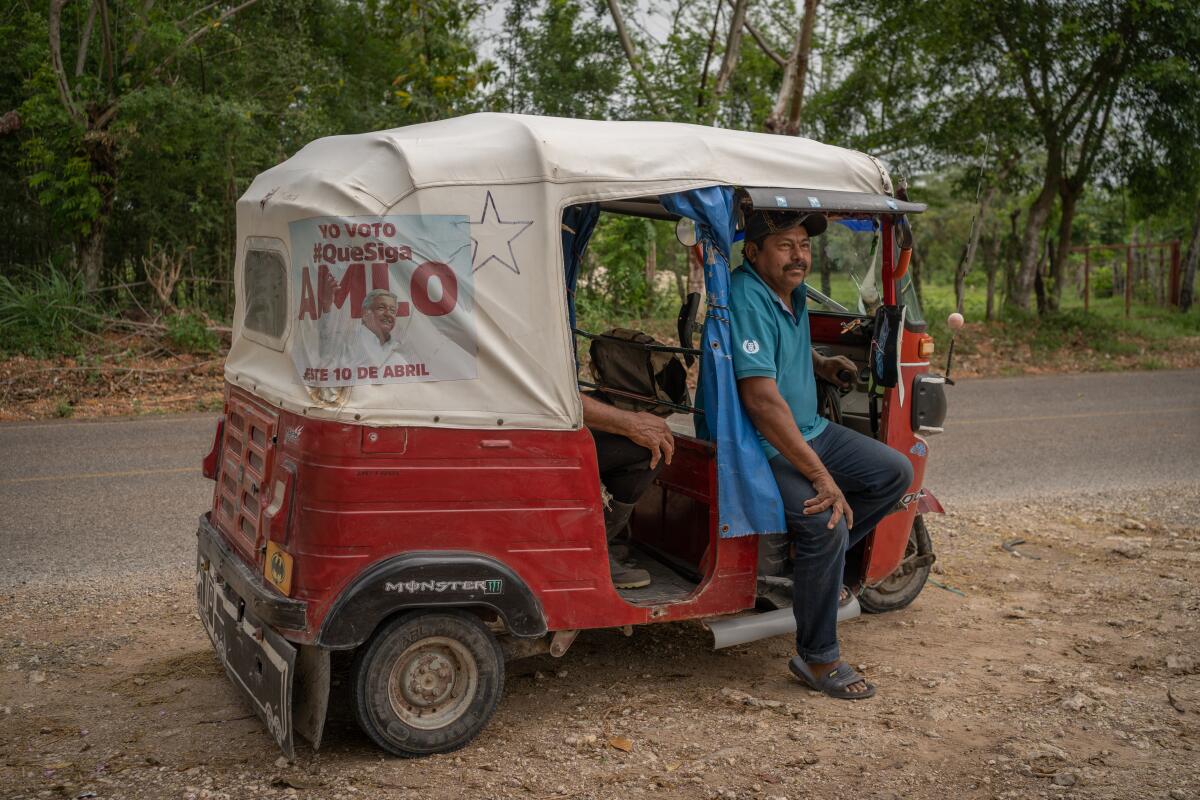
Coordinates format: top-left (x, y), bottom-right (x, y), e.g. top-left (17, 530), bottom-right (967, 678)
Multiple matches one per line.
top-left (1, 485), bottom-right (1198, 800)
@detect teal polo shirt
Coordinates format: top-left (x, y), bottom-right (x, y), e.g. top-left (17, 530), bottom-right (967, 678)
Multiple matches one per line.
top-left (729, 259), bottom-right (827, 460)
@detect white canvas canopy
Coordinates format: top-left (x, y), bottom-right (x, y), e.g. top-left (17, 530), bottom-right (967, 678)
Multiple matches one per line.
top-left (226, 113), bottom-right (897, 430)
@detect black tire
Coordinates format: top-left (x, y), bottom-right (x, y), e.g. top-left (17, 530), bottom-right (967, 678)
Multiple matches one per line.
top-left (859, 515), bottom-right (933, 614)
top-left (352, 610), bottom-right (504, 757)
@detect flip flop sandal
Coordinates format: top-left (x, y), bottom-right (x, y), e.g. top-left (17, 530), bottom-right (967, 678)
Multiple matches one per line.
top-left (789, 657), bottom-right (877, 700)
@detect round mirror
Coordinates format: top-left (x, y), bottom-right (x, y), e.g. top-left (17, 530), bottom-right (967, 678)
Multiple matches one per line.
top-left (675, 217), bottom-right (699, 247)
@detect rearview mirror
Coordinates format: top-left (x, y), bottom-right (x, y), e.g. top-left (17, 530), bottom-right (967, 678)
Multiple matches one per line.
top-left (675, 217), bottom-right (699, 247)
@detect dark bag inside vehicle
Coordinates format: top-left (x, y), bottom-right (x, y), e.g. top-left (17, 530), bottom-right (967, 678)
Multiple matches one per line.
top-left (589, 328), bottom-right (690, 417)
top-left (869, 304), bottom-right (904, 388)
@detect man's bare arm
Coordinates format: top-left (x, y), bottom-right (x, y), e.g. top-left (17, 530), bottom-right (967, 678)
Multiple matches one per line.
top-left (737, 377), bottom-right (853, 529)
top-left (581, 393), bottom-right (675, 469)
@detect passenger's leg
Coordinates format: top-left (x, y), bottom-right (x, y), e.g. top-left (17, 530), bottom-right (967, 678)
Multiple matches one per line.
top-left (590, 430), bottom-right (663, 588)
top-left (768, 454), bottom-right (848, 667)
top-left (592, 430), bottom-right (662, 509)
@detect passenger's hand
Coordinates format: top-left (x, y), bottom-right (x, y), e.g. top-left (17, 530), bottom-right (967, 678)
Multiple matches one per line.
top-left (625, 412), bottom-right (675, 469)
top-left (804, 474), bottom-right (854, 530)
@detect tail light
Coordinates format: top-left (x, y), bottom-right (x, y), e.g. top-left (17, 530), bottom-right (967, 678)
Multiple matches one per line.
top-left (202, 416), bottom-right (225, 480)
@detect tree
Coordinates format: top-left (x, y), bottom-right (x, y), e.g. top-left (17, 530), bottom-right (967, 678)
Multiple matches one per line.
top-left (605, 0), bottom-right (665, 117)
top-left (1115, 3), bottom-right (1200, 312)
top-left (9, 0), bottom-right (489, 301)
top-left (496, 0), bottom-right (624, 118)
top-left (828, 0), bottom-right (1200, 314)
top-left (39, 0), bottom-right (264, 289)
top-left (764, 0), bottom-right (818, 135)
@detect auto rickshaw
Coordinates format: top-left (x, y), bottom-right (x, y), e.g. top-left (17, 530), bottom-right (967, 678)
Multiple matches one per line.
top-left (195, 113), bottom-right (949, 759)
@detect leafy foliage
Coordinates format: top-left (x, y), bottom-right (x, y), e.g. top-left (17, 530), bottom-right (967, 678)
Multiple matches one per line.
top-left (1, 0), bottom-right (1197, 355)
top-left (164, 312), bottom-right (219, 355)
top-left (2, 0), bottom-right (491, 302)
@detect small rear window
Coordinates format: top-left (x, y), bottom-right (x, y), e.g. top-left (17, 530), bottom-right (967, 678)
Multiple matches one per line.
top-left (244, 248), bottom-right (287, 341)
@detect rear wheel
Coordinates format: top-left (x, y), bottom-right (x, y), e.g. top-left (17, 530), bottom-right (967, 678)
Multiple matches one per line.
top-left (353, 610), bottom-right (504, 757)
top-left (859, 515), bottom-right (934, 614)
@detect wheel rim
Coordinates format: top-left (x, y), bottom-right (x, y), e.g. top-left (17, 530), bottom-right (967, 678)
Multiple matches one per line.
top-left (386, 636), bottom-right (478, 730)
top-left (870, 534), bottom-right (922, 596)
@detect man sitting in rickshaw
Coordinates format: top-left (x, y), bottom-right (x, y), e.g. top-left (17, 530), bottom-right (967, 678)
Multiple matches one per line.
top-left (732, 209), bottom-right (913, 700)
top-left (581, 394), bottom-right (675, 590)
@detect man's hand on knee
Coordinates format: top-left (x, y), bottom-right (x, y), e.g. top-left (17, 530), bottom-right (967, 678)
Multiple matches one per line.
top-left (804, 474), bottom-right (854, 530)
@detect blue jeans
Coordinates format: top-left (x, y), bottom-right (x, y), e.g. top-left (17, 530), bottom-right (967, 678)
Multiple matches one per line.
top-left (768, 423), bottom-right (913, 663)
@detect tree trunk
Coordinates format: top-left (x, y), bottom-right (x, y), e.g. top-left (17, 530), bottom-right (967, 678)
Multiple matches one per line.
top-left (605, 0), bottom-right (665, 117)
top-left (711, 0), bottom-right (749, 104)
top-left (954, 185), bottom-right (997, 315)
top-left (1004, 209), bottom-right (1021, 309)
top-left (1050, 186), bottom-right (1080, 313)
top-left (687, 247), bottom-right (704, 297)
top-left (910, 245), bottom-right (925, 307)
top-left (695, 2), bottom-right (722, 112)
top-left (1181, 202), bottom-right (1200, 313)
top-left (1012, 173), bottom-right (1057, 311)
top-left (77, 132), bottom-right (119, 291)
top-left (984, 219), bottom-right (1002, 322)
top-left (764, 0), bottom-right (818, 135)
top-left (645, 228), bottom-right (657, 286)
top-left (1034, 238), bottom-right (1050, 316)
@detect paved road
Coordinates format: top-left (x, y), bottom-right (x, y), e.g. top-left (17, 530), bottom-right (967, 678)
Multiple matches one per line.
top-left (1, 370), bottom-right (1197, 587)
top-left (926, 368), bottom-right (1199, 502)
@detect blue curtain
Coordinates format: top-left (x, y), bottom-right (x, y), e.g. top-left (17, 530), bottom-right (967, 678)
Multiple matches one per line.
top-left (660, 187), bottom-right (785, 537)
top-left (561, 203), bottom-right (601, 329)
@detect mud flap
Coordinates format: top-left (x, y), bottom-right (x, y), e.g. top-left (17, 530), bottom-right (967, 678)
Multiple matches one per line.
top-left (197, 566), bottom-right (296, 758)
top-left (293, 645), bottom-right (330, 751)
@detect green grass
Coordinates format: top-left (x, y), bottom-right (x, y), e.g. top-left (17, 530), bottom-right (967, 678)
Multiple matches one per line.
top-left (0, 265), bottom-right (100, 357)
top-left (164, 312), bottom-right (220, 354)
top-left (917, 278), bottom-right (1199, 366)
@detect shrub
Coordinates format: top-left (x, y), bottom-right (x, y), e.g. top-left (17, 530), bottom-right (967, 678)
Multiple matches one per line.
top-left (0, 265), bottom-right (99, 357)
top-left (1089, 266), bottom-right (1113, 298)
top-left (164, 312), bottom-right (220, 354)
top-left (1029, 308), bottom-right (1122, 355)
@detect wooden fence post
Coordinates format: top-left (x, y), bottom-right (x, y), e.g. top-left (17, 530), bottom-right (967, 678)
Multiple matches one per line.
top-left (1125, 245), bottom-right (1133, 318)
top-left (1170, 239), bottom-right (1181, 306)
top-left (1083, 247), bottom-right (1090, 312)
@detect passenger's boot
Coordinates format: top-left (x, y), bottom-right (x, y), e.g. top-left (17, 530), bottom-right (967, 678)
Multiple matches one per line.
top-left (605, 499), bottom-right (650, 589)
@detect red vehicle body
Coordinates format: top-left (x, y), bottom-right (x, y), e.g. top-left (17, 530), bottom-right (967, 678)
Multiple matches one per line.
top-left (204, 341), bottom-right (929, 638)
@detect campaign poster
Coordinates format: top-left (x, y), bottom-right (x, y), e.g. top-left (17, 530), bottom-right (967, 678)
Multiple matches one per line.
top-left (288, 215), bottom-right (476, 388)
